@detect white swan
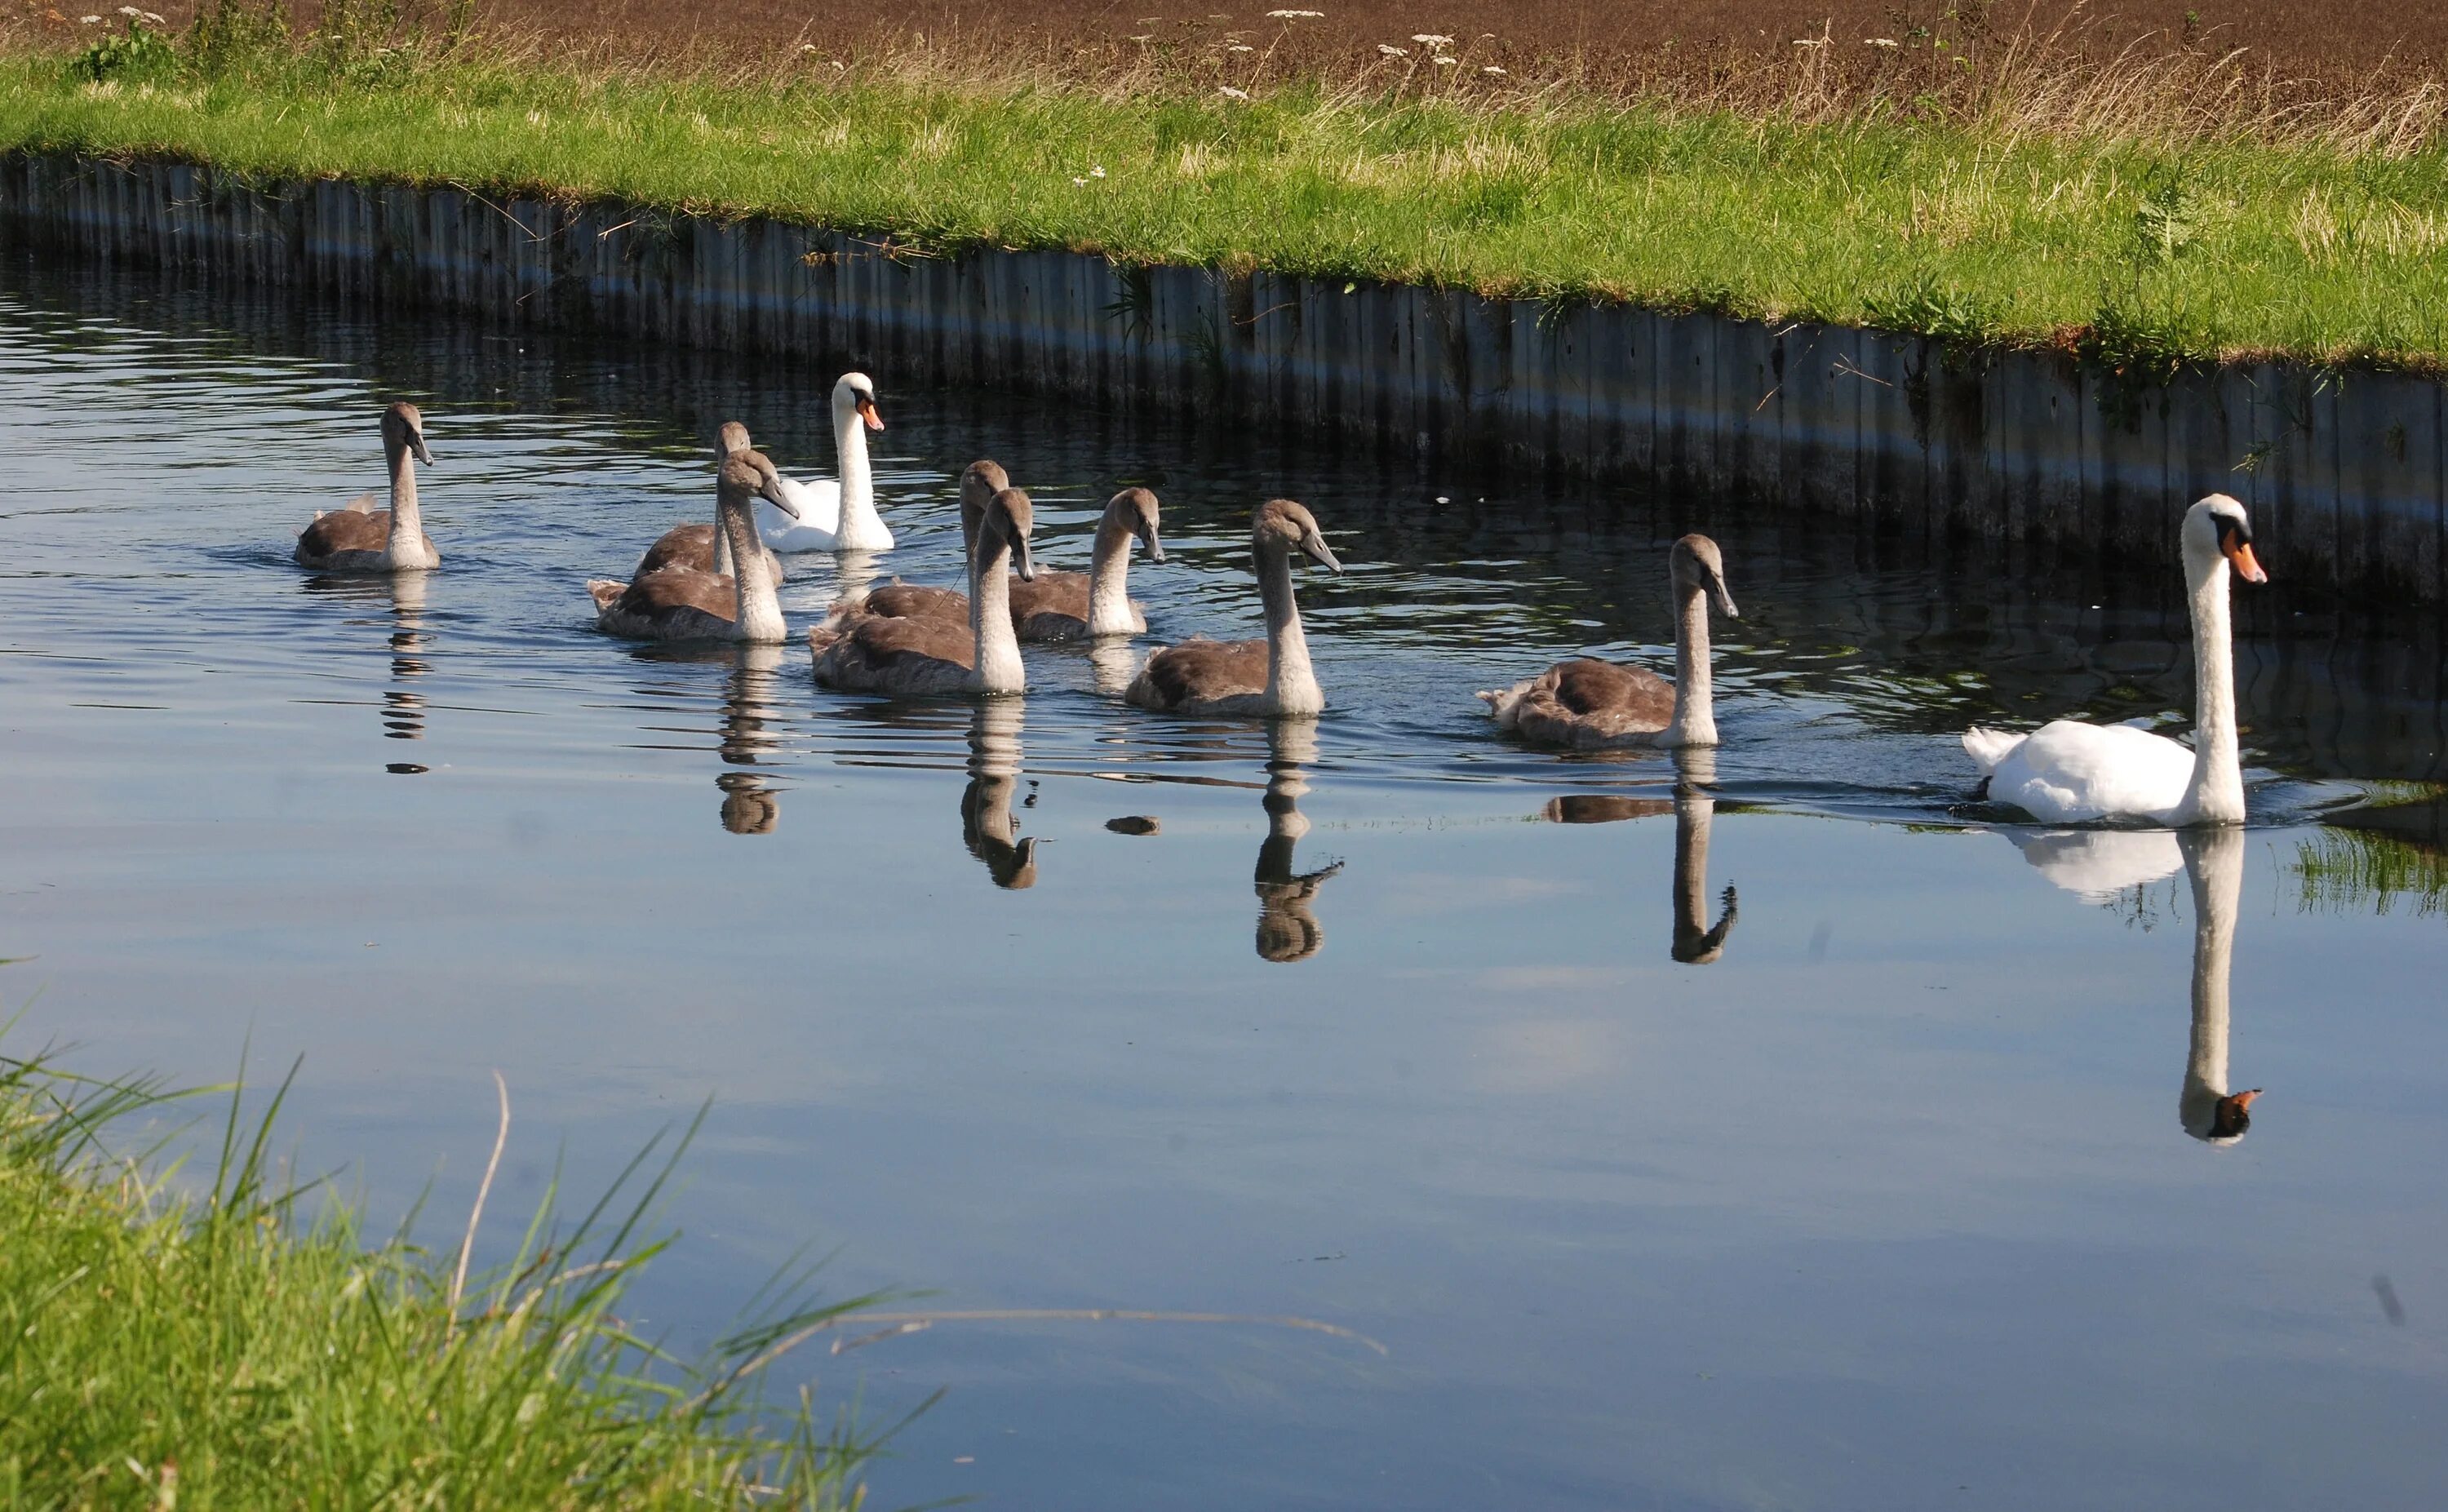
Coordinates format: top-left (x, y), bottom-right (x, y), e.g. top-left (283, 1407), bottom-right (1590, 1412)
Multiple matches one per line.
top-left (1479, 534), bottom-right (1736, 748)
top-left (1963, 494), bottom-right (2267, 825)
top-left (760, 373), bottom-right (892, 553)
top-left (295, 402), bottom-right (439, 572)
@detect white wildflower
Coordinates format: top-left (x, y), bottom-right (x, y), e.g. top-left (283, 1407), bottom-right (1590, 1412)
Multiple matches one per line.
top-left (141, 9), bottom-right (164, 20)
top-left (1434, 55), bottom-right (1457, 66)
top-left (800, 43), bottom-right (818, 52)
top-left (117, 5), bottom-right (140, 15)
top-left (1377, 43), bottom-right (1406, 56)
top-left (1227, 43), bottom-right (1256, 52)
top-left (1090, 165), bottom-right (1106, 178)
top-left (79, 14), bottom-right (103, 22)
top-left (1410, 33), bottom-right (1454, 46)
top-left (1217, 85), bottom-right (1250, 99)
top-left (1266, 9), bottom-right (1324, 17)
top-left (1073, 176), bottom-right (1089, 186)
top-left (1480, 64), bottom-right (1506, 75)
top-left (1866, 37), bottom-right (1899, 47)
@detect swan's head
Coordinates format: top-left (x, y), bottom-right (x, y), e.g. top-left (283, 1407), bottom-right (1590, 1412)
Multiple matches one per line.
top-left (986, 486), bottom-right (1037, 581)
top-left (2185, 494), bottom-right (2267, 583)
top-left (715, 420), bottom-right (752, 460)
top-left (721, 449), bottom-right (801, 519)
top-left (1256, 499), bottom-right (1342, 573)
top-left (1670, 534), bottom-right (1737, 618)
top-left (1111, 487), bottom-right (1166, 562)
top-left (382, 401), bottom-right (434, 467)
top-left (834, 372), bottom-right (885, 432)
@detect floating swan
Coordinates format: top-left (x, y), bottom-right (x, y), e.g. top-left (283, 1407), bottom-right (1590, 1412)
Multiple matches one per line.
top-left (1479, 534), bottom-right (1736, 748)
top-left (585, 450), bottom-right (801, 643)
top-left (823, 460), bottom-right (1008, 627)
top-left (295, 401), bottom-right (439, 572)
top-left (1963, 494), bottom-right (2267, 825)
top-left (1124, 499), bottom-right (1342, 716)
top-left (761, 373), bottom-right (892, 553)
top-left (808, 486), bottom-right (1036, 696)
top-left (636, 421), bottom-right (785, 583)
top-left (1011, 488), bottom-right (1166, 641)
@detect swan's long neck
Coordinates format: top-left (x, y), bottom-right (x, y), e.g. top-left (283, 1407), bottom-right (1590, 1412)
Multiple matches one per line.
top-left (1258, 542), bottom-right (1323, 716)
top-left (2179, 551), bottom-right (2246, 824)
top-left (833, 400), bottom-right (885, 548)
top-left (722, 494), bottom-right (787, 643)
top-left (2180, 828), bottom-right (2244, 1138)
top-left (1086, 517), bottom-right (1138, 636)
top-left (1665, 581), bottom-right (1716, 747)
top-left (969, 527), bottom-right (1026, 694)
top-left (712, 487), bottom-right (737, 577)
top-left (384, 441), bottom-right (433, 568)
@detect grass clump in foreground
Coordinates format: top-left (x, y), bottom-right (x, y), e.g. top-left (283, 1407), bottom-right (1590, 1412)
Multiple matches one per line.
top-left (8, 7), bottom-right (2448, 368)
top-left (0, 1051), bottom-right (890, 1509)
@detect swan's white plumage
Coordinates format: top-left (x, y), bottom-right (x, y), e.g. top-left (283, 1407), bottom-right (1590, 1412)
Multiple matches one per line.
top-left (1971, 720), bottom-right (2199, 824)
top-left (758, 477), bottom-right (867, 552)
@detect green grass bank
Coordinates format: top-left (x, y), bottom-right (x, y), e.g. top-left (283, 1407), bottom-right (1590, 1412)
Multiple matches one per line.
top-left (7, 16), bottom-right (2448, 371)
top-left (0, 1050), bottom-right (883, 1509)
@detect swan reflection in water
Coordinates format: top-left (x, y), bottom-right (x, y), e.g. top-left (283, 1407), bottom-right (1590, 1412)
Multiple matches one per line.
top-left (1537, 750), bottom-right (1737, 964)
top-left (1255, 718), bottom-right (1342, 963)
top-left (716, 645), bottom-right (786, 835)
top-left (306, 570), bottom-right (432, 768)
top-left (962, 698), bottom-right (1038, 889)
top-left (2001, 824), bottom-right (2260, 1143)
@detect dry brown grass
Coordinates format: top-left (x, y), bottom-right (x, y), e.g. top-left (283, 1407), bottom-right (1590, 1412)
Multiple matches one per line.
top-left (12, 0), bottom-right (2448, 150)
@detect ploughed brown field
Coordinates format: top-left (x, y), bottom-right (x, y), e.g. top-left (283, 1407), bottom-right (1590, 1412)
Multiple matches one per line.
top-left (30, 2), bottom-right (2448, 75)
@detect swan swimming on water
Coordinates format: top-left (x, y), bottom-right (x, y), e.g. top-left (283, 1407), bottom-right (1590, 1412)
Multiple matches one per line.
top-left (809, 486), bottom-right (1038, 696)
top-left (586, 450), bottom-right (801, 644)
top-left (823, 459), bottom-right (1009, 627)
top-left (835, 480), bottom-right (1165, 642)
top-left (1125, 499), bottom-right (1342, 717)
top-left (1963, 494), bottom-right (2267, 826)
top-left (635, 421), bottom-right (785, 583)
top-left (1479, 534), bottom-right (1737, 748)
top-left (761, 373), bottom-right (893, 553)
top-left (295, 401), bottom-right (439, 572)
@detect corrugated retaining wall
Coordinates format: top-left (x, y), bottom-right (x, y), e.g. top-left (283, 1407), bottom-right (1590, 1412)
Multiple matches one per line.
top-left (4, 152), bottom-right (2441, 603)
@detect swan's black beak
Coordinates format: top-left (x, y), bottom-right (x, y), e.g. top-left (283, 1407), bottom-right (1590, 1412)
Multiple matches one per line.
top-left (1301, 530), bottom-right (1343, 573)
top-left (761, 477), bottom-right (803, 521)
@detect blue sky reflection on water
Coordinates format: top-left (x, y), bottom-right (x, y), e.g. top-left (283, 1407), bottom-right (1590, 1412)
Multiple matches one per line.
top-left (0, 259), bottom-right (2444, 1510)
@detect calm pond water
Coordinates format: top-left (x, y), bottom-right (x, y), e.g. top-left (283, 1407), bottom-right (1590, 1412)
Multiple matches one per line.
top-left (4, 255), bottom-right (2446, 1510)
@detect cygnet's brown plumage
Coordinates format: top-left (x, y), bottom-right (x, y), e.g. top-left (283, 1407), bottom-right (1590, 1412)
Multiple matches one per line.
top-left (824, 459), bottom-right (1008, 627)
top-left (809, 486), bottom-right (1037, 696)
top-left (634, 422), bottom-right (785, 582)
top-left (1007, 487), bottom-right (1164, 640)
top-left (587, 450), bottom-right (800, 643)
top-left (295, 402), bottom-right (440, 572)
top-left (1479, 534), bottom-right (1738, 749)
top-left (1125, 499), bottom-right (1341, 717)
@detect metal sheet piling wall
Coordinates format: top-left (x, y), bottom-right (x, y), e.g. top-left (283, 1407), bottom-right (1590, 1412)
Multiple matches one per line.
top-left (7, 153), bottom-right (2441, 602)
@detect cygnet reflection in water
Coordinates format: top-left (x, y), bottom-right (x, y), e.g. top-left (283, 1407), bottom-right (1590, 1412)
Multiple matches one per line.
top-left (1254, 719), bottom-right (1342, 963)
top-left (963, 698), bottom-right (1038, 889)
top-left (716, 645), bottom-right (787, 835)
top-left (305, 570), bottom-right (434, 765)
top-left (1536, 750), bottom-right (1738, 964)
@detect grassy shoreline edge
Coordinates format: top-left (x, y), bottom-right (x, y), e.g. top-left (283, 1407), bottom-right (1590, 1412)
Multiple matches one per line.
top-left (7, 18), bottom-right (2448, 374)
top-left (0, 1045), bottom-right (885, 1508)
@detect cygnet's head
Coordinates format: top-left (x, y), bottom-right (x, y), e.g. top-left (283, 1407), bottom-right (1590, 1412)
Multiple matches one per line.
top-left (2184, 493), bottom-right (2268, 583)
top-left (720, 449), bottom-right (800, 518)
top-left (382, 401), bottom-right (433, 466)
top-left (715, 420), bottom-right (752, 460)
top-left (1254, 499), bottom-right (1342, 572)
top-left (1670, 534), bottom-right (1737, 618)
top-left (835, 372), bottom-right (885, 432)
top-left (1110, 487), bottom-right (1166, 561)
top-left (984, 487), bottom-right (1037, 581)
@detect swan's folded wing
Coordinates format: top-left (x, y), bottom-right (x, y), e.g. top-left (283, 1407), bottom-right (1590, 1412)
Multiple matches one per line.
top-left (1007, 571), bottom-right (1090, 624)
top-left (763, 475), bottom-right (840, 542)
top-left (1961, 725), bottom-right (2024, 775)
top-left (814, 611), bottom-right (976, 684)
top-left (637, 522), bottom-right (715, 578)
top-left (1131, 638), bottom-right (1268, 708)
top-left (1994, 720), bottom-right (2196, 823)
top-left (298, 508), bottom-right (389, 559)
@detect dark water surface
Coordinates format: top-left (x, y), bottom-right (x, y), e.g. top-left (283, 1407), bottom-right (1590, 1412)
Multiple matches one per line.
top-left (4, 258), bottom-right (2446, 1510)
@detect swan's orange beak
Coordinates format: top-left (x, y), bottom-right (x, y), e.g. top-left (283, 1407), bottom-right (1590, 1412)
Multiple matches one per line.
top-left (856, 397), bottom-right (885, 432)
top-left (2223, 535), bottom-right (2266, 583)
top-left (2232, 1089), bottom-right (2262, 1111)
